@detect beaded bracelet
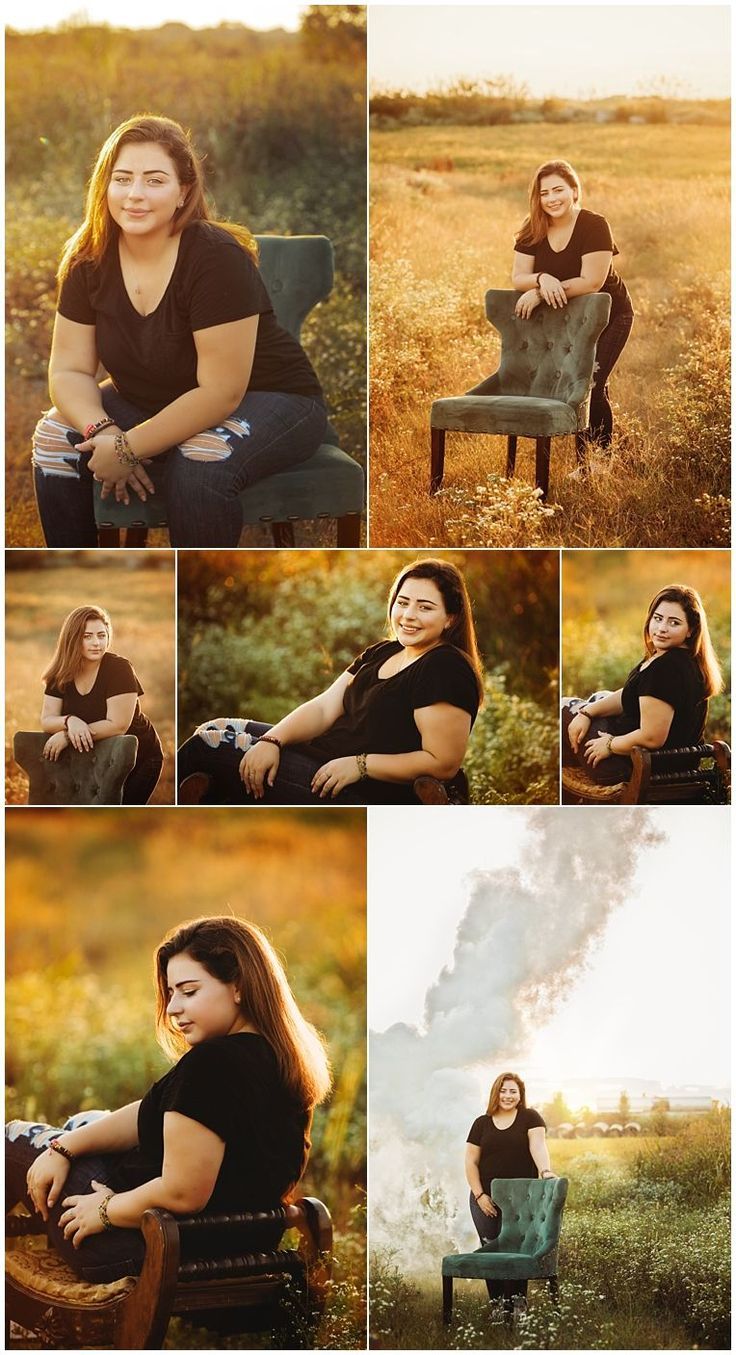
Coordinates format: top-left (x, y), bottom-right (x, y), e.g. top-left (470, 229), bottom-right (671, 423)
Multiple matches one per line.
top-left (113, 431), bottom-right (140, 466)
top-left (258, 735), bottom-right (283, 751)
top-left (83, 417), bottom-right (115, 439)
top-left (49, 1138), bottom-right (75, 1162)
top-left (356, 752), bottom-right (368, 779)
top-left (98, 1193), bottom-right (115, 1231)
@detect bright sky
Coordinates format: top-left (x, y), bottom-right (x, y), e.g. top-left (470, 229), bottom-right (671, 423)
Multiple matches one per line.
top-left (6, 0), bottom-right (304, 30)
top-left (369, 5), bottom-right (731, 99)
top-left (369, 806), bottom-right (730, 1090)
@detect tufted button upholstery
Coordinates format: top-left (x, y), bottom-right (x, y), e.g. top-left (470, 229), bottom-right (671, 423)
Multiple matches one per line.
top-left (442, 1177), bottom-right (569, 1284)
top-left (13, 733), bottom-right (138, 806)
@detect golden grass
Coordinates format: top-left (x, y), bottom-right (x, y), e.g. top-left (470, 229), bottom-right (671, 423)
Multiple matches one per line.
top-left (369, 124), bottom-right (730, 547)
top-left (5, 559), bottom-right (176, 803)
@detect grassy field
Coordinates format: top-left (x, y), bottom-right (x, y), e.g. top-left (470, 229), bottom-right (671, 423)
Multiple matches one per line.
top-left (369, 123), bottom-right (730, 548)
top-left (5, 556), bottom-right (176, 803)
top-left (562, 549), bottom-right (731, 741)
top-left (6, 808), bottom-right (367, 1349)
top-left (370, 1121), bottom-right (730, 1350)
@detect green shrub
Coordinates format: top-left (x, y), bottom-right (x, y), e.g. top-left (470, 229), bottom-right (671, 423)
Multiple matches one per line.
top-left (465, 673), bottom-right (558, 804)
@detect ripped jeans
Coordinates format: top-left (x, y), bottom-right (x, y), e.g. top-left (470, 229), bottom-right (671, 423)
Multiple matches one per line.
top-left (32, 381), bottom-right (327, 547)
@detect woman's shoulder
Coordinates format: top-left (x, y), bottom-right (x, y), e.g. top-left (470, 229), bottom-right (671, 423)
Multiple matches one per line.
top-left (101, 651), bottom-right (135, 674)
top-left (181, 220), bottom-right (258, 265)
top-left (349, 639), bottom-right (399, 670)
top-left (522, 1106), bottom-right (546, 1128)
top-left (578, 208), bottom-right (611, 229)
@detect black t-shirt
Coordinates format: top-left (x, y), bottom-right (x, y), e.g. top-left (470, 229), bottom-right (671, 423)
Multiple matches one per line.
top-left (620, 647), bottom-right (707, 746)
top-left (57, 221), bottom-right (324, 415)
top-left (467, 1107), bottom-right (546, 1190)
top-left (44, 651), bottom-right (159, 761)
top-left (516, 208), bottom-right (633, 317)
top-left (137, 1033), bottom-right (310, 1213)
top-left (308, 640), bottom-right (480, 804)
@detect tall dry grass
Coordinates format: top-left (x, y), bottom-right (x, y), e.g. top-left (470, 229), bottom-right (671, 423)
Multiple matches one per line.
top-left (369, 123), bottom-right (730, 547)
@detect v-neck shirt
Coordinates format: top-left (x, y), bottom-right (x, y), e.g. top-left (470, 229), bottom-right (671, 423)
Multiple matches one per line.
top-left (515, 208), bottom-right (632, 317)
top-left (44, 650), bottom-right (159, 760)
top-left (57, 220), bottom-right (324, 415)
top-left (467, 1107), bottom-right (546, 1188)
top-left (619, 646), bottom-right (707, 746)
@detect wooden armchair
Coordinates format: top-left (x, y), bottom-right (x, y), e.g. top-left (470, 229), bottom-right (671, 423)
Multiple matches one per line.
top-left (6, 1197), bottom-right (332, 1349)
top-left (413, 770), bottom-right (471, 805)
top-left (562, 741), bottom-right (731, 806)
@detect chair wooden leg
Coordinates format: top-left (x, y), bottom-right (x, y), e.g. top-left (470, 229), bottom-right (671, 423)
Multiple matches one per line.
top-left (534, 437), bottom-right (551, 499)
top-left (548, 1276), bottom-right (560, 1310)
top-left (336, 513), bottom-right (361, 547)
top-left (502, 1283), bottom-right (513, 1324)
top-left (271, 522), bottom-right (296, 547)
top-left (97, 527), bottom-right (121, 546)
top-left (125, 526), bottom-right (149, 547)
top-left (442, 1275), bottom-right (453, 1324)
top-left (430, 428), bottom-right (446, 494)
top-left (505, 435), bottom-right (517, 478)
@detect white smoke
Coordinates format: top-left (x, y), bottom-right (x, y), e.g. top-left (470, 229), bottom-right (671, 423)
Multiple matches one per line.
top-left (369, 808), bottom-right (664, 1269)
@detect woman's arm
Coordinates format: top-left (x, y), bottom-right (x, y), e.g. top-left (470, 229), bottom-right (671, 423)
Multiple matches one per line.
top-left (558, 250), bottom-right (612, 298)
top-left (240, 672), bottom-right (353, 797)
top-left (49, 315), bottom-right (116, 431)
top-left (584, 695), bottom-right (675, 766)
top-left (40, 694), bottom-right (66, 734)
top-left (25, 1102), bottom-right (142, 1221)
top-left (512, 250), bottom-right (539, 291)
top-left (528, 1126), bottom-right (554, 1177)
top-left (313, 703), bottom-right (472, 798)
top-left (82, 693), bottom-right (139, 741)
top-left (59, 1112), bottom-right (225, 1244)
top-left (566, 689), bottom-right (624, 753)
top-left (465, 1143), bottom-right (497, 1217)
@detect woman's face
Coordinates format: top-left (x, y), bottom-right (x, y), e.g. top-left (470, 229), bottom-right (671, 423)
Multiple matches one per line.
top-left (166, 953), bottom-right (247, 1047)
top-left (107, 142), bottom-right (184, 239)
top-left (391, 577), bottom-right (453, 652)
top-left (80, 618), bottom-right (109, 664)
top-left (538, 174), bottom-right (577, 221)
top-left (498, 1079), bottom-right (522, 1111)
top-left (648, 600), bottom-right (691, 654)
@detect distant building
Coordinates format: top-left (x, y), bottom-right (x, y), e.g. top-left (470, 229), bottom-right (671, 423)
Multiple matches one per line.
top-left (596, 1094), bottom-right (714, 1116)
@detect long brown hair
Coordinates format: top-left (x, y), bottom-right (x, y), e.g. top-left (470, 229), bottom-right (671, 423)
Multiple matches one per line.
top-left (154, 916), bottom-right (332, 1110)
top-left (43, 605), bottom-right (112, 690)
top-left (515, 159), bottom-right (582, 249)
top-left (58, 114), bottom-right (257, 286)
top-left (643, 585), bottom-right (723, 698)
top-left (386, 558), bottom-right (484, 703)
top-left (486, 1071), bottom-right (527, 1115)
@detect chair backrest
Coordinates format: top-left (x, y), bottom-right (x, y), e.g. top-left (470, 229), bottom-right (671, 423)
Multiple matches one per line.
top-left (490, 1176), bottom-right (568, 1257)
top-left (255, 235), bottom-right (334, 341)
top-left (13, 731), bottom-right (138, 805)
top-left (485, 290), bottom-right (611, 407)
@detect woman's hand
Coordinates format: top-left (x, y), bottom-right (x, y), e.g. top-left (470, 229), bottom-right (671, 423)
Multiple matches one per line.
top-left (76, 432), bottom-right (155, 504)
top-left (239, 740), bottom-right (281, 799)
top-left (515, 288), bottom-right (543, 319)
top-left (567, 711), bottom-right (592, 753)
top-left (66, 715), bottom-right (94, 753)
top-left (538, 273), bottom-right (567, 308)
top-left (583, 731), bottom-right (613, 766)
top-left (476, 1192), bottom-right (498, 1218)
top-left (311, 756), bottom-right (361, 799)
top-left (26, 1149), bottom-right (71, 1221)
top-left (59, 1181), bottom-right (113, 1248)
top-left (42, 731), bottom-right (70, 761)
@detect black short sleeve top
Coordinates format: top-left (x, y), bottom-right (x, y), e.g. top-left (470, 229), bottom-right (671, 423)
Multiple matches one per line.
top-left (467, 1107), bottom-right (546, 1189)
top-left (57, 221), bottom-right (324, 415)
top-left (515, 208), bottom-right (632, 316)
top-left (137, 1033), bottom-right (310, 1212)
top-left (307, 640), bottom-right (480, 802)
top-left (620, 647), bottom-right (707, 746)
top-left (44, 651), bottom-right (157, 755)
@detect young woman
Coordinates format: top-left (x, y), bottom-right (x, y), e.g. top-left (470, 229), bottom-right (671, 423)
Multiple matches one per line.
top-left (465, 1072), bottom-right (554, 1304)
top-left (40, 604), bottom-right (163, 804)
top-left (32, 114), bottom-right (327, 547)
top-left (6, 916), bottom-right (331, 1283)
top-left (177, 559), bottom-right (484, 806)
top-left (512, 159), bottom-right (634, 449)
top-left (563, 584), bottom-right (723, 785)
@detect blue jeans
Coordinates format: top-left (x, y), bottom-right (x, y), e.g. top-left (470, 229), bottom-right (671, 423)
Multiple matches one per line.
top-left (32, 382), bottom-right (327, 546)
top-left (469, 1190), bottom-right (527, 1303)
top-left (177, 721), bottom-right (369, 805)
top-left (588, 311), bottom-right (635, 447)
top-left (6, 1114), bottom-right (146, 1282)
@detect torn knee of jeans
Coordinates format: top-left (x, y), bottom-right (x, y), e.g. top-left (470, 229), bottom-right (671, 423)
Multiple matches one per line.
top-left (178, 417), bottom-right (250, 463)
top-left (32, 413), bottom-right (83, 478)
top-left (194, 718), bottom-right (254, 752)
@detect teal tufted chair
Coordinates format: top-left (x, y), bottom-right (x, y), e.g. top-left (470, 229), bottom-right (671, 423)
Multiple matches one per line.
top-left (94, 235), bottom-right (364, 547)
top-left (430, 290), bottom-right (611, 498)
top-left (13, 731), bottom-right (138, 805)
top-left (442, 1176), bottom-right (568, 1322)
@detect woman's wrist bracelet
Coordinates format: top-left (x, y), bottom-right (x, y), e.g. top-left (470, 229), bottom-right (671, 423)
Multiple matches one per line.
top-left (356, 752), bottom-right (368, 780)
top-left (98, 1192), bottom-right (115, 1231)
top-left (540, 1170), bottom-right (554, 1179)
top-left (258, 735), bottom-right (283, 751)
top-left (83, 417), bottom-right (115, 439)
top-left (49, 1138), bottom-right (75, 1162)
top-left (113, 431), bottom-right (140, 466)
top-left (603, 734), bottom-right (614, 753)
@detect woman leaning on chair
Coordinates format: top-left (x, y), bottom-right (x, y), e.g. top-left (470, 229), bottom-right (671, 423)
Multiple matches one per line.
top-left (40, 604), bottom-right (163, 805)
top-left (6, 916), bottom-right (331, 1283)
top-left (177, 558), bottom-right (484, 806)
top-left (32, 114), bottom-right (327, 548)
top-left (512, 159), bottom-right (634, 451)
top-left (563, 583), bottom-right (723, 786)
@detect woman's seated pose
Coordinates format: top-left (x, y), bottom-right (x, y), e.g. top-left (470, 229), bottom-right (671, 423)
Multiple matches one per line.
top-left (465, 1071), bottom-right (555, 1307)
top-left (563, 584), bottom-right (723, 786)
top-left (32, 114), bottom-right (327, 547)
top-left (40, 604), bottom-right (163, 805)
top-left (177, 559), bottom-right (485, 806)
top-left (6, 916), bottom-right (331, 1283)
top-left (512, 159), bottom-right (635, 450)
